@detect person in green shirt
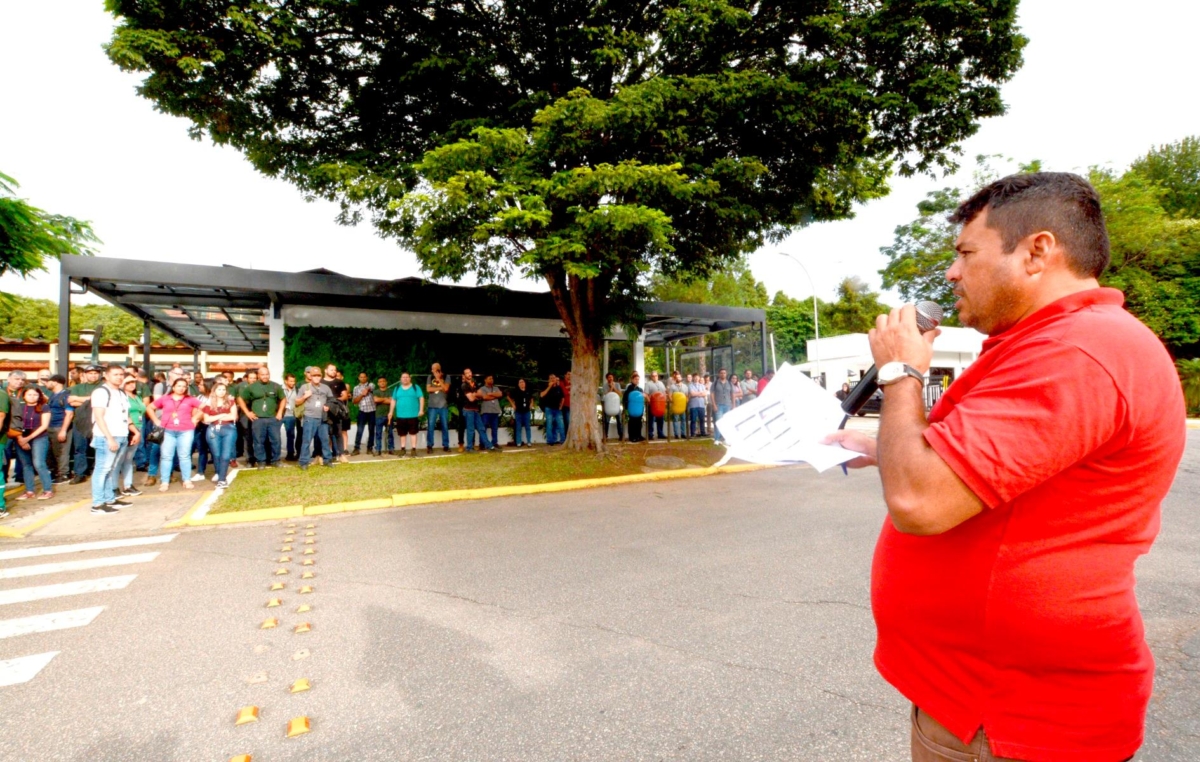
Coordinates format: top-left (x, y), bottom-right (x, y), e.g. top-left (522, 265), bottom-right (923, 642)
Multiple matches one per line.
top-left (66, 365), bottom-right (102, 484)
top-left (116, 376), bottom-right (146, 498)
top-left (237, 365), bottom-right (287, 467)
top-left (387, 372), bottom-right (425, 458)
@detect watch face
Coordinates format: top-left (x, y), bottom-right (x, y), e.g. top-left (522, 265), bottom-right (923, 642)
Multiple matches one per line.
top-left (878, 362), bottom-right (905, 383)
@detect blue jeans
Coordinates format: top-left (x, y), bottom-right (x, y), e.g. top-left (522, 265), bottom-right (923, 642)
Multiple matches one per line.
top-left (159, 428), bottom-right (194, 482)
top-left (481, 412), bottom-right (500, 448)
top-left (91, 435), bottom-right (127, 506)
top-left (672, 413), bottom-right (686, 438)
top-left (464, 410), bottom-right (491, 451)
top-left (603, 414), bottom-right (624, 441)
top-left (72, 427), bottom-right (91, 477)
top-left (373, 415), bottom-right (393, 453)
top-left (649, 415), bottom-right (665, 440)
top-left (16, 437), bottom-right (52, 493)
top-left (0, 448), bottom-right (6, 511)
top-left (115, 434), bottom-right (138, 491)
top-left (513, 412), bottom-right (532, 445)
top-left (689, 407), bottom-right (706, 437)
top-left (713, 404), bottom-right (731, 442)
top-left (354, 409), bottom-right (376, 452)
top-left (282, 416), bottom-right (297, 459)
top-left (206, 423), bottom-right (236, 482)
top-left (252, 417), bottom-right (282, 465)
top-left (195, 423), bottom-right (210, 475)
top-left (300, 418), bottom-right (333, 467)
top-left (544, 408), bottom-right (564, 445)
top-left (426, 407), bottom-right (449, 449)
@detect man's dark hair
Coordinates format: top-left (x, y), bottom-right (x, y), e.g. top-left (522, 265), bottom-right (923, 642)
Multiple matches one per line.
top-left (949, 172), bottom-right (1110, 278)
top-left (284, 373), bottom-right (295, 381)
top-left (49, 374), bottom-right (66, 385)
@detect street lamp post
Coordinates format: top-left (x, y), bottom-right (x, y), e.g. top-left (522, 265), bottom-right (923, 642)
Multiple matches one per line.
top-left (78, 324), bottom-right (104, 366)
top-left (778, 253), bottom-right (821, 384)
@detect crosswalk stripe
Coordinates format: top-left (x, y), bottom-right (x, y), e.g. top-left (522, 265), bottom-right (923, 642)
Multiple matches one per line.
top-left (0, 552), bottom-right (160, 580)
top-left (0, 575), bottom-right (138, 606)
top-left (0, 606), bottom-right (105, 639)
top-left (0, 651), bottom-right (59, 687)
top-left (0, 534), bottom-right (177, 562)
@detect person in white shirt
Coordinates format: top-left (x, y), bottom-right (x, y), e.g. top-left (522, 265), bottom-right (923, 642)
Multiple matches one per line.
top-left (90, 365), bottom-right (138, 514)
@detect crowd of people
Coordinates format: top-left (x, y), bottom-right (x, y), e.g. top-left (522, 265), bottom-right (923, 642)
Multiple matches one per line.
top-left (0, 359), bottom-right (773, 517)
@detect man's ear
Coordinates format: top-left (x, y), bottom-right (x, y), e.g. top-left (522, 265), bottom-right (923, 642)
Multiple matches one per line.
top-left (1025, 230), bottom-right (1058, 275)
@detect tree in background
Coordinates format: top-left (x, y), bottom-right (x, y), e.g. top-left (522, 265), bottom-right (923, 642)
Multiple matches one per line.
top-left (1130, 136), bottom-right (1200, 219)
top-left (106, 1), bottom-right (1024, 450)
top-left (766, 291), bottom-right (820, 365)
top-left (766, 277), bottom-right (889, 365)
top-left (0, 295), bottom-right (180, 346)
top-left (0, 171), bottom-right (99, 283)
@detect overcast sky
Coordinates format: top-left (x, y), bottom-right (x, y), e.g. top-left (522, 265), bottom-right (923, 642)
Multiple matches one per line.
top-left (2, 1), bottom-right (1198, 308)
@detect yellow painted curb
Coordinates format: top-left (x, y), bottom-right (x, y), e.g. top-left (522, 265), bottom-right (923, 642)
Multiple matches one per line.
top-left (390, 462), bottom-right (773, 507)
top-left (177, 462), bottom-right (778, 528)
top-left (305, 497), bottom-right (393, 516)
top-left (189, 504), bottom-right (303, 526)
top-left (163, 491), bottom-right (215, 529)
top-left (1, 498), bottom-right (91, 539)
top-left (0, 526), bottom-right (23, 538)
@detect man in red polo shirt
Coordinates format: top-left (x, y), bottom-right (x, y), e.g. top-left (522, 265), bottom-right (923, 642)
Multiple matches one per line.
top-left (827, 173), bottom-right (1186, 762)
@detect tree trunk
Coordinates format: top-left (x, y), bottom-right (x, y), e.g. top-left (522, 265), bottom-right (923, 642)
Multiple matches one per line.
top-left (566, 335), bottom-right (605, 451)
top-left (544, 268), bottom-right (607, 452)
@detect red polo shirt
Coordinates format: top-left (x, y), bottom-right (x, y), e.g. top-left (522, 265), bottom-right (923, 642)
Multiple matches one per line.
top-left (872, 288), bottom-right (1186, 762)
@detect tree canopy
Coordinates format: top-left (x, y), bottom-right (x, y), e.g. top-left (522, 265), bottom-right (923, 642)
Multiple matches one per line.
top-left (0, 294), bottom-right (180, 346)
top-left (106, 0), bottom-right (1025, 447)
top-left (0, 171), bottom-right (99, 282)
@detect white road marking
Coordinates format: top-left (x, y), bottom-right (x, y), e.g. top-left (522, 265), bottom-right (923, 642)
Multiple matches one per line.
top-left (0, 606), bottom-right (104, 639)
top-left (0, 552), bottom-right (160, 580)
top-left (0, 575), bottom-right (138, 606)
top-left (0, 534), bottom-right (177, 562)
top-left (0, 651), bottom-right (59, 687)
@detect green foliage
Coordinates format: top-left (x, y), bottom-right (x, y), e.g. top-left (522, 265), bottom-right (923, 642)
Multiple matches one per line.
top-left (651, 260), bottom-right (768, 309)
top-left (0, 294), bottom-right (179, 345)
top-left (766, 293), bottom-right (818, 364)
top-left (1130, 136), bottom-right (1200, 219)
top-left (0, 171), bottom-right (100, 280)
top-left (879, 186), bottom-right (962, 322)
top-left (1177, 358), bottom-right (1200, 414)
top-left (106, 0), bottom-right (1024, 444)
top-left (825, 277), bottom-right (891, 335)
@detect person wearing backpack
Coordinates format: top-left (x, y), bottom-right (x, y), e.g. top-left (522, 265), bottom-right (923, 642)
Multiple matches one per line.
top-left (623, 372), bottom-right (646, 443)
top-left (601, 373), bottom-right (624, 442)
top-left (89, 365), bottom-right (140, 513)
top-left (644, 370), bottom-right (667, 440)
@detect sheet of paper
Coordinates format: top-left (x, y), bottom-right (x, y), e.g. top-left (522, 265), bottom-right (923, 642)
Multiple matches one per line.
top-left (715, 364), bottom-right (860, 472)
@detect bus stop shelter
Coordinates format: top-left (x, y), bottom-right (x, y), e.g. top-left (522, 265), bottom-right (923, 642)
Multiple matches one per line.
top-left (57, 255), bottom-right (768, 379)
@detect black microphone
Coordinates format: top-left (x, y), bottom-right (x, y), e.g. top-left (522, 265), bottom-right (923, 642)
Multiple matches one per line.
top-left (839, 301), bottom-right (944, 417)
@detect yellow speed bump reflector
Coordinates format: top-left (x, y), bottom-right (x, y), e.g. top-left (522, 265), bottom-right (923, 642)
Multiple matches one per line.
top-left (294, 622), bottom-right (312, 633)
top-left (281, 546), bottom-right (292, 552)
top-left (286, 716), bottom-right (312, 738)
top-left (278, 556), bottom-right (291, 563)
top-left (299, 586), bottom-right (314, 594)
top-left (302, 559), bottom-right (314, 566)
top-left (301, 572), bottom-right (315, 579)
top-left (289, 678), bottom-right (311, 693)
top-left (303, 549), bottom-right (315, 555)
top-left (305, 531), bottom-right (315, 536)
top-left (229, 755), bottom-right (252, 762)
top-left (261, 618), bottom-right (279, 629)
top-left (303, 539), bottom-right (314, 545)
top-left (275, 568), bottom-right (289, 575)
top-left (270, 582), bottom-right (285, 591)
top-left (295, 604), bottom-right (311, 613)
top-left (266, 598), bottom-right (282, 608)
top-left (305, 524), bottom-right (315, 528)
top-left (235, 706), bottom-right (260, 725)
top-left (286, 530), bottom-right (295, 535)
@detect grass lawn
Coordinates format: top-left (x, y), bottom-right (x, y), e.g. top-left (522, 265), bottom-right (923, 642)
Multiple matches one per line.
top-left (209, 441), bottom-right (725, 514)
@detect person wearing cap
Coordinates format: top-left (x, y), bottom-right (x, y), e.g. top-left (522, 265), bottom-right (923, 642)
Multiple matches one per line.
top-left (67, 365), bottom-right (102, 484)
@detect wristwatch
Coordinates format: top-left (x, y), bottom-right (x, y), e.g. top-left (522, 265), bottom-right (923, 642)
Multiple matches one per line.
top-left (877, 362), bottom-right (925, 386)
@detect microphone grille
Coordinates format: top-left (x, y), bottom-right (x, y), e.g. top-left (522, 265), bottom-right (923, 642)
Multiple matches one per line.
top-left (914, 301), bottom-right (944, 333)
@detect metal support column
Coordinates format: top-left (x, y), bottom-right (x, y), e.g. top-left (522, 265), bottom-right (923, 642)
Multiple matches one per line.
top-left (602, 340), bottom-right (609, 380)
top-left (193, 348), bottom-right (200, 374)
top-left (57, 271), bottom-right (71, 376)
top-left (142, 321), bottom-right (152, 374)
top-left (760, 321), bottom-right (768, 376)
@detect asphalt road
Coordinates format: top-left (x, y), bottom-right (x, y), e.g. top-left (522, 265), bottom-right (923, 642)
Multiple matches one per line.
top-left (1, 431), bottom-right (1197, 761)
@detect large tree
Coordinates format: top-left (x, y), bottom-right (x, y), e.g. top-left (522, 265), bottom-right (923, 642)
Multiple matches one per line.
top-left (1, 171), bottom-right (99, 283)
top-left (106, 0), bottom-right (1025, 449)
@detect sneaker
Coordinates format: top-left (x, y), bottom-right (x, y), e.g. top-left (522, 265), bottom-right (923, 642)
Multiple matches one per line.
top-left (70, 475), bottom-right (88, 485)
top-left (16, 492), bottom-right (34, 501)
top-left (408, 450), bottom-right (417, 458)
top-left (37, 491), bottom-right (53, 500)
top-left (340, 454), bottom-right (350, 464)
top-left (315, 456), bottom-right (324, 466)
top-left (53, 476), bottom-right (70, 485)
top-left (122, 487), bottom-right (143, 497)
top-left (457, 444), bottom-right (465, 453)
top-left (107, 498), bottom-right (132, 507)
top-left (443, 446), bottom-right (450, 453)
top-left (183, 481), bottom-right (195, 490)
top-left (299, 465), bottom-right (308, 471)
top-left (230, 460), bottom-right (240, 470)
top-left (91, 504), bottom-right (118, 514)
top-left (0, 509), bottom-right (8, 518)
top-left (426, 446), bottom-right (433, 454)
top-left (144, 476), bottom-right (158, 487)
top-left (216, 480), bottom-right (229, 489)
top-left (212, 474), bottom-right (220, 482)
top-left (351, 448), bottom-right (360, 456)
top-left (191, 474), bottom-right (204, 481)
